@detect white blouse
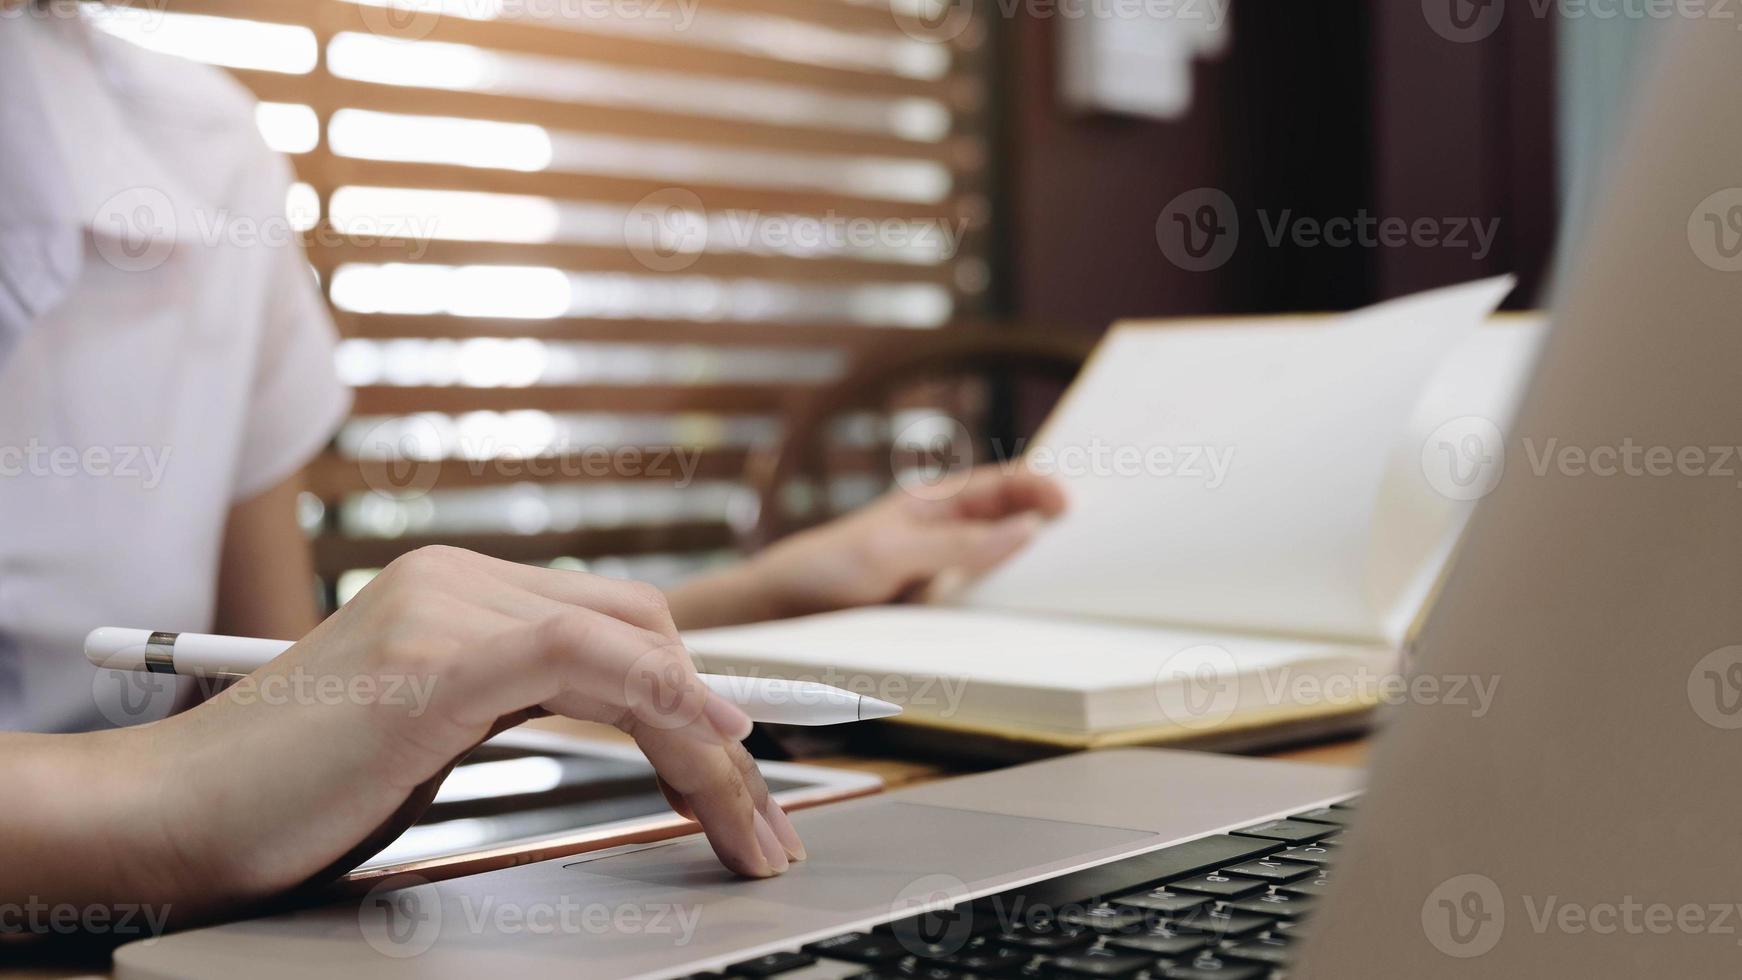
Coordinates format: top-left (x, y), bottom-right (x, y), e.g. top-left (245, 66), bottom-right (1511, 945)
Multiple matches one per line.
top-left (0, 10), bottom-right (351, 732)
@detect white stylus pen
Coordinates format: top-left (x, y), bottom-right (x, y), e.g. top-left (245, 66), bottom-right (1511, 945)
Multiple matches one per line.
top-left (83, 627), bottom-right (901, 726)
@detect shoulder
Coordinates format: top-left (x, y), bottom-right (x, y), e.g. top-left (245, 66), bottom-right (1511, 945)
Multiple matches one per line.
top-left (88, 26), bottom-right (262, 134)
top-left (87, 25), bottom-right (295, 211)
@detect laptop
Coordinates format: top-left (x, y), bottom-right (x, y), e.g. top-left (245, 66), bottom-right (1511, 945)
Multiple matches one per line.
top-left (114, 14), bottom-right (1742, 979)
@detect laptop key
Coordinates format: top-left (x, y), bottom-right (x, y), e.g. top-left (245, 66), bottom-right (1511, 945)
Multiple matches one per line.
top-left (1221, 858), bottom-right (1317, 883)
top-left (1223, 934), bottom-right (1294, 967)
top-left (728, 951), bottom-right (818, 976)
top-left (1158, 952), bottom-right (1267, 980)
top-left (933, 948), bottom-right (1033, 974)
top-left (769, 966), bottom-right (883, 980)
top-left (1108, 888), bottom-right (1209, 916)
top-left (1166, 873), bottom-right (1266, 900)
top-left (1042, 952), bottom-right (1154, 977)
top-left (875, 904), bottom-right (999, 940)
top-left (1289, 806), bottom-right (1353, 827)
top-left (1055, 904), bottom-right (1150, 933)
top-left (1279, 871), bottom-right (1334, 898)
top-left (1227, 891), bottom-right (1316, 919)
top-left (978, 835), bottom-right (1274, 919)
top-left (1168, 907), bottom-right (1277, 939)
top-left (803, 933), bottom-right (909, 965)
top-left (1104, 930), bottom-right (1212, 958)
top-left (1229, 819), bottom-right (1336, 845)
top-left (883, 962), bottom-right (957, 980)
top-left (993, 926), bottom-right (1096, 952)
top-left (1275, 844), bottom-right (1336, 866)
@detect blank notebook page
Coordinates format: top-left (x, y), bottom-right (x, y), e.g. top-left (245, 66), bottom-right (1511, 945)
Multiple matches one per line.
top-left (958, 277), bottom-right (1517, 644)
top-left (688, 606), bottom-right (1342, 694)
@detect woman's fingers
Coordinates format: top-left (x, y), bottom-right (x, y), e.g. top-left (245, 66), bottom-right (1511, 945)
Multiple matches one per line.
top-left (655, 775), bottom-right (694, 820)
top-left (356, 548), bottom-right (790, 878)
top-left (437, 608), bottom-right (785, 877)
top-left (724, 741), bottom-right (806, 861)
top-left (657, 757), bottom-right (805, 861)
top-left (948, 465), bottom-right (1068, 521)
top-left (889, 511), bottom-right (1047, 588)
top-left (629, 723), bottom-right (801, 877)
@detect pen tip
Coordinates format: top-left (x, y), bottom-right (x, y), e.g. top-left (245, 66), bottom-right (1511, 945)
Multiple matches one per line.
top-left (859, 696), bottom-right (903, 720)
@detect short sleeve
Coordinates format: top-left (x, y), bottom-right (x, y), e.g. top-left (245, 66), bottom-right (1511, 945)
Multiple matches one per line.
top-left (230, 157), bottom-right (353, 502)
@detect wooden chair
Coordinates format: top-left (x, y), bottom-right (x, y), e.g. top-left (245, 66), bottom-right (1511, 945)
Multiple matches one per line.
top-left (742, 327), bottom-right (1095, 548)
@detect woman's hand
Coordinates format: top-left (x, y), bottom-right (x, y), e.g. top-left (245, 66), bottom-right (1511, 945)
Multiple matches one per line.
top-left (9, 547), bottom-right (806, 928)
top-left (669, 465), bottom-right (1067, 628)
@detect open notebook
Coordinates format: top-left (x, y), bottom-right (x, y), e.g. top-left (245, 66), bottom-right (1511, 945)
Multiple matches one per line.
top-left (689, 279), bottom-right (1544, 749)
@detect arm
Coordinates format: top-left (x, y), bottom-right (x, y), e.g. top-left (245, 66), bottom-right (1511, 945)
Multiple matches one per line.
top-left (668, 465), bottom-right (1067, 630)
top-left (0, 549), bottom-right (804, 938)
top-left (212, 472), bottom-right (322, 640)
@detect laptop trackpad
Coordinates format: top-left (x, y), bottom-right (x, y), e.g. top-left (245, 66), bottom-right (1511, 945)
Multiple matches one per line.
top-left (563, 799), bottom-right (1154, 915)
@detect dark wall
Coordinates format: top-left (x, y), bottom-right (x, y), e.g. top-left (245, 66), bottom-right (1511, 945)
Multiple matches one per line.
top-left (995, 3), bottom-right (1557, 329)
top-left (1369, 2), bottom-right (1560, 305)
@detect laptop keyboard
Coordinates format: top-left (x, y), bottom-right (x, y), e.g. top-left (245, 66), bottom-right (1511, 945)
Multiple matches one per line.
top-left (683, 799), bottom-right (1356, 980)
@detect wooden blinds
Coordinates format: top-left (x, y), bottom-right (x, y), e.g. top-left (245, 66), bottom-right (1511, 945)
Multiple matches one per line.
top-left (97, 0), bottom-right (993, 602)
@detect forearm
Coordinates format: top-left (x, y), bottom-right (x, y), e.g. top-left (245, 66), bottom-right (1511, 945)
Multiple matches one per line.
top-left (666, 560), bottom-right (790, 631)
top-left (213, 474), bottom-right (322, 640)
top-left (0, 728), bottom-right (190, 942)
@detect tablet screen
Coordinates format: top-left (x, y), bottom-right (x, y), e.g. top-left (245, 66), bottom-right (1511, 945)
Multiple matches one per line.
top-left (356, 738), bottom-right (809, 872)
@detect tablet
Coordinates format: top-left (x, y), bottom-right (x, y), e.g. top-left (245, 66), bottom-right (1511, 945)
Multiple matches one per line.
top-left (342, 728), bottom-right (883, 887)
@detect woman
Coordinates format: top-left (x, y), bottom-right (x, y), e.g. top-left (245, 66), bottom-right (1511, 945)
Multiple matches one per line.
top-left (0, 2), bottom-right (1064, 934)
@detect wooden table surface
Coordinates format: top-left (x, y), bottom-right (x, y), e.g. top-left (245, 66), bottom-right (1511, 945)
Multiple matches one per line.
top-left (5, 726), bottom-right (1369, 979)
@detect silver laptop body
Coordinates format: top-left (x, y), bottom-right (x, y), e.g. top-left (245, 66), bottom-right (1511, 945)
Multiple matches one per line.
top-left (113, 14), bottom-right (1742, 979)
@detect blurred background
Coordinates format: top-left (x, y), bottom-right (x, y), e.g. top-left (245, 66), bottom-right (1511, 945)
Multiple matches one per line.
top-left (89, 0), bottom-right (1661, 608)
